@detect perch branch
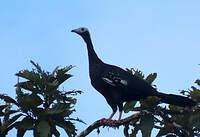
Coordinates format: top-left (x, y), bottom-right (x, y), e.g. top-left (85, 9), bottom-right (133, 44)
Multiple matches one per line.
top-left (77, 107), bottom-right (190, 137)
top-left (77, 111), bottom-right (145, 137)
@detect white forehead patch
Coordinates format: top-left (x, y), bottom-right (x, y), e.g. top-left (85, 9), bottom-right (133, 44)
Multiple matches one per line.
top-left (75, 27), bottom-right (89, 33)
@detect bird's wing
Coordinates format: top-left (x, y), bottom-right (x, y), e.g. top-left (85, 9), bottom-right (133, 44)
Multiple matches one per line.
top-left (101, 71), bottom-right (128, 87)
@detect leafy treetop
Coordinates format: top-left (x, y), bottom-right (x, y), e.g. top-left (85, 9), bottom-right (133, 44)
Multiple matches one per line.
top-left (0, 60), bottom-right (83, 137)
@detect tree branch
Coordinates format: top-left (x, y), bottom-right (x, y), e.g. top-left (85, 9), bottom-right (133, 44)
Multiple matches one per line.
top-left (77, 107), bottom-right (194, 137)
top-left (77, 111), bottom-right (145, 137)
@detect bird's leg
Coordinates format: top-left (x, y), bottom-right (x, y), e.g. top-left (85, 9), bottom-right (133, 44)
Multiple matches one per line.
top-left (99, 102), bottom-right (117, 122)
top-left (110, 111), bottom-right (123, 122)
top-left (108, 111), bottom-right (115, 120)
top-left (115, 103), bottom-right (123, 122)
top-left (117, 111), bottom-right (122, 121)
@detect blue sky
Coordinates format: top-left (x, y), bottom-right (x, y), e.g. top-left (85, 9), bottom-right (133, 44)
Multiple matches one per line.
top-left (1, 1), bottom-right (200, 137)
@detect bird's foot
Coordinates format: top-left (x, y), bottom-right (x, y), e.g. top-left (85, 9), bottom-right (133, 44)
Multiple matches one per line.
top-left (112, 119), bottom-right (120, 123)
top-left (99, 118), bottom-right (110, 122)
top-left (99, 118), bottom-right (120, 123)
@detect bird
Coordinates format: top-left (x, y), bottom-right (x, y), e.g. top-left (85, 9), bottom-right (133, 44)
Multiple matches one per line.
top-left (71, 27), bottom-right (197, 121)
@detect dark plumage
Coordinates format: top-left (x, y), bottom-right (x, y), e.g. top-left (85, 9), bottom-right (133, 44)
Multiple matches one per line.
top-left (71, 27), bottom-right (197, 121)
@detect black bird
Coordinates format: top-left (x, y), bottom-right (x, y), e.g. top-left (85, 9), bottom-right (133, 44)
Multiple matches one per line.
top-left (71, 27), bottom-right (197, 121)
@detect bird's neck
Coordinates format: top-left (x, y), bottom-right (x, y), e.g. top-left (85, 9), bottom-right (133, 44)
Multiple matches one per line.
top-left (84, 36), bottom-right (103, 66)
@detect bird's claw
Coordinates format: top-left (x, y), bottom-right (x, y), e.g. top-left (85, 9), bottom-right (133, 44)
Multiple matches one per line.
top-left (99, 118), bottom-right (110, 122)
top-left (99, 118), bottom-right (120, 123)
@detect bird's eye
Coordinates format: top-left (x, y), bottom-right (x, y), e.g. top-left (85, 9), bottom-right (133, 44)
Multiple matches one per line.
top-left (81, 28), bottom-right (85, 31)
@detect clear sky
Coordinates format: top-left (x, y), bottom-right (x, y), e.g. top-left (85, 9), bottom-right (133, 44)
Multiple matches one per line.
top-left (1, 1), bottom-right (200, 137)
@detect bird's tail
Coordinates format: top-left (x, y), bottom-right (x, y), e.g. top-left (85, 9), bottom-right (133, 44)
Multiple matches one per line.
top-left (156, 92), bottom-right (197, 107)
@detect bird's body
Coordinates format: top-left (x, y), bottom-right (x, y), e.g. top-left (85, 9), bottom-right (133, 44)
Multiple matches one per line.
top-left (71, 27), bottom-right (197, 121)
top-left (92, 63), bottom-right (157, 103)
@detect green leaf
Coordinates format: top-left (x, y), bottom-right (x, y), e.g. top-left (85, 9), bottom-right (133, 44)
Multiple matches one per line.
top-left (0, 112), bottom-right (4, 116)
top-left (63, 97), bottom-right (77, 104)
top-left (140, 96), bottom-right (160, 109)
top-left (56, 73), bottom-right (72, 86)
top-left (1, 114), bottom-right (22, 131)
top-left (156, 126), bottom-right (173, 137)
top-left (16, 87), bottom-right (23, 98)
top-left (130, 124), bottom-right (140, 137)
top-left (140, 114), bottom-right (154, 137)
top-left (0, 105), bottom-right (8, 112)
top-left (195, 79), bottom-right (200, 86)
top-left (55, 120), bottom-right (76, 137)
top-left (17, 93), bottom-right (43, 112)
top-left (189, 86), bottom-right (200, 102)
top-left (180, 90), bottom-right (189, 95)
top-left (145, 73), bottom-right (157, 84)
top-left (0, 105), bottom-right (8, 110)
top-left (47, 103), bottom-right (70, 115)
top-left (124, 101), bottom-right (137, 113)
top-left (168, 104), bottom-right (183, 111)
top-left (51, 125), bottom-right (60, 137)
top-left (133, 69), bottom-right (144, 79)
top-left (130, 107), bottom-right (143, 111)
top-left (56, 66), bottom-right (73, 78)
top-left (16, 116), bottom-right (34, 130)
top-left (32, 107), bottom-right (44, 117)
top-left (52, 66), bottom-right (60, 76)
top-left (23, 94), bottom-right (42, 107)
top-left (126, 68), bottom-right (145, 78)
top-left (0, 105), bottom-right (7, 116)
top-left (61, 65), bottom-right (73, 73)
top-left (47, 80), bottom-right (59, 87)
top-left (36, 120), bottom-right (50, 137)
top-left (126, 68), bottom-right (133, 74)
top-left (16, 70), bottom-right (41, 83)
top-left (189, 112), bottom-right (200, 129)
top-left (15, 81), bottom-right (40, 93)
top-left (0, 94), bottom-right (18, 105)
top-left (17, 129), bottom-right (26, 137)
top-left (30, 60), bottom-right (42, 74)
top-left (5, 110), bottom-right (19, 115)
top-left (64, 90), bottom-right (83, 96)
top-left (30, 94), bottom-right (43, 107)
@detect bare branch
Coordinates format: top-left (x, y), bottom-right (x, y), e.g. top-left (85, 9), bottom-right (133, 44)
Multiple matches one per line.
top-left (77, 111), bottom-right (145, 137)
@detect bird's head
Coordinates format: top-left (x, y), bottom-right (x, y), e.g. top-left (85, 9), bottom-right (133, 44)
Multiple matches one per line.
top-left (71, 27), bottom-right (90, 40)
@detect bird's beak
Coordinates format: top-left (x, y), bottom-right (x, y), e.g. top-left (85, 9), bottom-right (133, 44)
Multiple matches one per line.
top-left (71, 29), bottom-right (78, 33)
top-left (71, 29), bottom-right (75, 33)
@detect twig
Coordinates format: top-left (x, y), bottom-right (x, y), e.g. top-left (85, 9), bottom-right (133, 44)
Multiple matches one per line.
top-left (77, 106), bottom-right (193, 137)
top-left (77, 111), bottom-right (145, 137)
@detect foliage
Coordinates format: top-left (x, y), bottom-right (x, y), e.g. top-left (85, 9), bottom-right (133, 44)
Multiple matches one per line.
top-left (122, 68), bottom-right (200, 137)
top-left (0, 60), bottom-right (83, 137)
top-left (1, 61), bottom-right (200, 137)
